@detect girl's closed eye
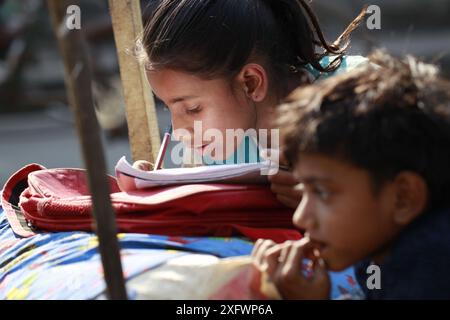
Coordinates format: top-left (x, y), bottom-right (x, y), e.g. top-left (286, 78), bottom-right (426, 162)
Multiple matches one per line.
top-left (186, 105), bottom-right (202, 115)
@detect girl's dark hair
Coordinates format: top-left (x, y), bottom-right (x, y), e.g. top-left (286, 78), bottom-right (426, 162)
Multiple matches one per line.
top-left (137, 0), bottom-right (366, 97)
top-left (278, 51), bottom-right (450, 211)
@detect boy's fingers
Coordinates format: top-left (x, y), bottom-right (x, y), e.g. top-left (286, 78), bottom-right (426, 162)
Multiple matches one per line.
top-left (277, 238), bottom-right (315, 278)
top-left (251, 239), bottom-right (264, 257)
top-left (251, 239), bottom-right (270, 259)
top-left (284, 241), bottom-right (306, 272)
top-left (277, 241), bottom-right (295, 264)
top-left (251, 239), bottom-right (276, 269)
top-left (252, 239), bottom-right (275, 256)
top-left (251, 239), bottom-right (265, 260)
top-left (312, 258), bottom-right (330, 289)
top-left (269, 239), bottom-right (331, 300)
top-left (312, 258), bottom-right (328, 278)
top-left (272, 242), bottom-right (307, 291)
top-left (280, 240), bottom-right (312, 281)
top-left (261, 245), bottom-right (284, 277)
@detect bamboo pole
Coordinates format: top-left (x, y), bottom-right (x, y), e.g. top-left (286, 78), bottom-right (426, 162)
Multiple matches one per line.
top-left (47, 0), bottom-right (127, 300)
top-left (109, 0), bottom-right (161, 163)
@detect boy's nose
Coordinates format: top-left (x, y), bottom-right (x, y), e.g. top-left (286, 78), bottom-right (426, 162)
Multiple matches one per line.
top-left (293, 195), bottom-right (315, 231)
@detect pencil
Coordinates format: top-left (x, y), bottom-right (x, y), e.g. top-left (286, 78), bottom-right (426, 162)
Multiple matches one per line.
top-left (154, 124), bottom-right (172, 171)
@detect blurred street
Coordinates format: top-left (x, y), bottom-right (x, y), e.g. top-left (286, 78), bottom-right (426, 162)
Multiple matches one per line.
top-left (0, 106), bottom-right (131, 185)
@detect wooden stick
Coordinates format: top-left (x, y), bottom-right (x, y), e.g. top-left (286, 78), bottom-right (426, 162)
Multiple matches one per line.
top-left (47, 0), bottom-right (127, 300)
top-left (109, 0), bottom-right (161, 163)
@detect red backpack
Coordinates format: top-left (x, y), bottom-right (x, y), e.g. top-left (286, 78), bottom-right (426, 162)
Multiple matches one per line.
top-left (1, 164), bottom-right (301, 242)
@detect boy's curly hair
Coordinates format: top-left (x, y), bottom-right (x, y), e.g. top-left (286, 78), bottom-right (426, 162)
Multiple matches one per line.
top-left (278, 50), bottom-right (450, 210)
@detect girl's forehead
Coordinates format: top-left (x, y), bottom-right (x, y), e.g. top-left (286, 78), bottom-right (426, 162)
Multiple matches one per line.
top-left (147, 69), bottom-right (199, 86)
top-left (147, 69), bottom-right (230, 100)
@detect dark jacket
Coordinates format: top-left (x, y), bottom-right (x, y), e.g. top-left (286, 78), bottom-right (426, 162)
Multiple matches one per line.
top-left (355, 207), bottom-right (450, 299)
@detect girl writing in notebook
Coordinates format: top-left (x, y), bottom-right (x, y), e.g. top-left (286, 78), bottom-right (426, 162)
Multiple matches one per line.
top-left (134, 0), bottom-right (367, 209)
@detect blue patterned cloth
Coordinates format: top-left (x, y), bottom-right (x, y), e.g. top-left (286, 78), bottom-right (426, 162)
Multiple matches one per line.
top-left (0, 206), bottom-right (255, 299)
top-left (0, 205), bottom-right (362, 299)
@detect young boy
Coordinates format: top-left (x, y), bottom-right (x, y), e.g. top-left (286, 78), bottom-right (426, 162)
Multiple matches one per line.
top-left (252, 51), bottom-right (450, 299)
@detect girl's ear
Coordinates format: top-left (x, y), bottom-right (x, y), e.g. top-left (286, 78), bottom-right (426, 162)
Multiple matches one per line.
top-left (236, 63), bottom-right (269, 102)
top-left (392, 172), bottom-right (428, 226)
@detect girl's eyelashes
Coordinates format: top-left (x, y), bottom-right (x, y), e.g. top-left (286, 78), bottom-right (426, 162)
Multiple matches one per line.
top-left (162, 104), bottom-right (201, 115)
top-left (186, 105), bottom-right (202, 115)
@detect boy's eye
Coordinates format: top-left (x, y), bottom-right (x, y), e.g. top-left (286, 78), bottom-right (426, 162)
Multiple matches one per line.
top-left (186, 105), bottom-right (201, 115)
top-left (314, 186), bottom-right (330, 200)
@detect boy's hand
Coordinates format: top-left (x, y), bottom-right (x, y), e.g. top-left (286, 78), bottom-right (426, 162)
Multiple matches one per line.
top-left (132, 160), bottom-right (154, 171)
top-left (252, 239), bottom-right (330, 300)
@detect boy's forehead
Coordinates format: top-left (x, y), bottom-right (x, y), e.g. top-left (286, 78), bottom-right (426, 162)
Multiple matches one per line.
top-left (293, 153), bottom-right (360, 182)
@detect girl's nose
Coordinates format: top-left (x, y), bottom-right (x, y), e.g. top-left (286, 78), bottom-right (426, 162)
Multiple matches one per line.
top-left (171, 118), bottom-right (193, 143)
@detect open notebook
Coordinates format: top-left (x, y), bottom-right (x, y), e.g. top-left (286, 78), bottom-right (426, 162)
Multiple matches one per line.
top-left (115, 156), bottom-right (275, 191)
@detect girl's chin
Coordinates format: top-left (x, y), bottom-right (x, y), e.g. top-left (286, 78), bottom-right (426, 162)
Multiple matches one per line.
top-left (193, 144), bottom-right (209, 156)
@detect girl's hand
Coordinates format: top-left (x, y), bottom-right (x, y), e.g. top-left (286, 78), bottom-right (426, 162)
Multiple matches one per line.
top-left (269, 169), bottom-right (302, 209)
top-left (132, 160), bottom-right (154, 171)
top-left (261, 149), bottom-right (302, 209)
top-left (252, 238), bottom-right (330, 300)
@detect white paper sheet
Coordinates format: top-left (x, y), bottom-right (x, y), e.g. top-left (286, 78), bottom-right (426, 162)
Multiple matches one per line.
top-left (115, 156), bottom-right (276, 190)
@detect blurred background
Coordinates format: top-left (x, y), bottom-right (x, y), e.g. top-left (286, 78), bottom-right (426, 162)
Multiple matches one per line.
top-left (0, 0), bottom-right (449, 186)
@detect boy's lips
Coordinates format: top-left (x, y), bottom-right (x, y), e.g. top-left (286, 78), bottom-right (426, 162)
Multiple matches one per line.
top-left (304, 234), bottom-right (327, 256)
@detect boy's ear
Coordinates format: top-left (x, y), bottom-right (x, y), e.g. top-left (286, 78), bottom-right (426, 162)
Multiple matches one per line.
top-left (236, 63), bottom-right (269, 102)
top-left (392, 171), bottom-right (428, 226)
